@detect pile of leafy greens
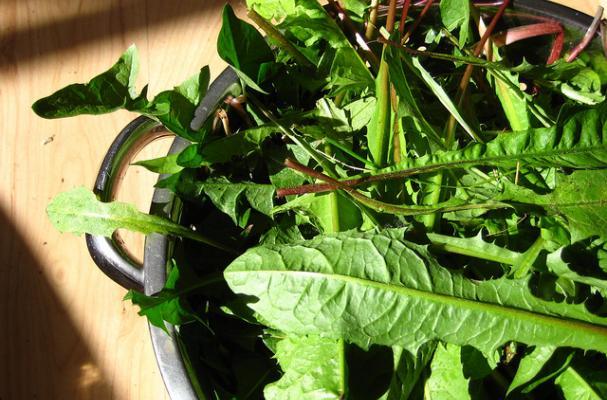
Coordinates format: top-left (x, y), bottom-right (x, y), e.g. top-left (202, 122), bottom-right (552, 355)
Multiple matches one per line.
top-left (34, 0), bottom-right (607, 398)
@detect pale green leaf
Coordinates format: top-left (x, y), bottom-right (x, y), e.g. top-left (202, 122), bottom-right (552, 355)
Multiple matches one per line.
top-left (264, 335), bottom-right (345, 400)
top-left (47, 187), bottom-right (214, 245)
top-left (499, 170), bottom-right (607, 243)
top-left (424, 343), bottom-right (471, 400)
top-left (507, 345), bottom-right (556, 395)
top-left (225, 229), bottom-right (607, 356)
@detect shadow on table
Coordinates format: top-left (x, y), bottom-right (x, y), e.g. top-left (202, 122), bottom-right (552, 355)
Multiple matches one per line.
top-left (0, 206), bottom-right (115, 399)
top-left (0, 0), bottom-right (229, 70)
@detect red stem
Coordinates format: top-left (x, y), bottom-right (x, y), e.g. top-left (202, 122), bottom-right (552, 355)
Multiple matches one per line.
top-left (406, 0), bottom-right (435, 39)
top-left (328, 0), bottom-right (380, 68)
top-left (566, 6), bottom-right (604, 62)
top-left (399, 0), bottom-right (412, 36)
top-left (491, 22), bottom-right (562, 47)
top-left (548, 31), bottom-right (564, 64)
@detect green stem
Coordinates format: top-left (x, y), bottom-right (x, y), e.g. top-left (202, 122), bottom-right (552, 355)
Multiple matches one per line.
top-left (512, 236), bottom-right (545, 278)
top-left (178, 229), bottom-right (240, 255)
top-left (427, 233), bottom-right (522, 265)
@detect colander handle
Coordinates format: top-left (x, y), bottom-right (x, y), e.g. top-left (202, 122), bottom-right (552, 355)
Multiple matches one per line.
top-left (85, 116), bottom-right (172, 291)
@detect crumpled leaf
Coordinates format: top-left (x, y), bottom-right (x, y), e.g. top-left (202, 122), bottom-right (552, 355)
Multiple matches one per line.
top-left (32, 45), bottom-right (211, 141)
top-left (225, 229), bottom-right (607, 356)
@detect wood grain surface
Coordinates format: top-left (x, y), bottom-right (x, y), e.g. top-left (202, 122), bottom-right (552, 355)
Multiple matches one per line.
top-left (0, 1), bottom-right (602, 399)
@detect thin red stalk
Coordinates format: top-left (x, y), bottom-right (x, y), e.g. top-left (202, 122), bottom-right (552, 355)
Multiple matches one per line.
top-left (406, 0), bottom-right (435, 39)
top-left (547, 31), bottom-right (564, 64)
top-left (455, 0), bottom-right (509, 104)
top-left (474, 0), bottom-right (510, 57)
top-left (284, 158), bottom-right (348, 190)
top-left (399, 0), bottom-right (412, 36)
top-left (566, 6), bottom-right (604, 62)
top-left (386, 0), bottom-right (398, 33)
top-left (491, 22), bottom-right (562, 46)
top-left (602, 20), bottom-right (607, 57)
top-left (276, 183), bottom-right (336, 197)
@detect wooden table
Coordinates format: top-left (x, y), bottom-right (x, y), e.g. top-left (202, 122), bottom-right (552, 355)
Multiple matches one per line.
top-left (0, 0), bottom-right (602, 399)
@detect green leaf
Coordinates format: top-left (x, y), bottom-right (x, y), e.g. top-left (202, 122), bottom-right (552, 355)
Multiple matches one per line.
top-left (385, 46), bottom-right (443, 148)
top-left (47, 187), bottom-right (234, 252)
top-left (427, 232), bottom-right (522, 265)
top-left (201, 177), bottom-right (275, 226)
top-left (32, 45), bottom-right (144, 118)
top-left (263, 335), bottom-right (345, 400)
top-left (440, 0), bottom-right (470, 47)
top-left (489, 47), bottom-right (531, 131)
top-left (507, 345), bottom-right (556, 395)
top-left (382, 343), bottom-right (436, 400)
top-left (47, 187), bottom-right (202, 240)
top-left (124, 261), bottom-right (211, 333)
top-left (33, 47), bottom-right (211, 141)
top-left (340, 0), bottom-right (367, 17)
top-left (499, 170), bottom-right (607, 243)
top-left (559, 68), bottom-right (605, 105)
top-left (217, 4), bottom-right (274, 87)
top-left (343, 97), bottom-right (376, 131)
top-left (273, 191), bottom-right (363, 233)
top-left (409, 57), bottom-right (480, 142)
top-left (374, 103), bottom-right (607, 179)
top-left (555, 362), bottom-right (607, 400)
top-left (179, 124), bottom-right (277, 168)
top-left (547, 249), bottom-right (607, 295)
top-left (367, 53), bottom-right (392, 167)
top-left (225, 229), bottom-right (607, 356)
top-left (424, 343), bottom-right (471, 400)
top-left (144, 67), bottom-right (210, 141)
top-left (460, 346), bottom-right (495, 380)
top-left (133, 153), bottom-right (184, 174)
top-left (327, 47), bottom-right (375, 96)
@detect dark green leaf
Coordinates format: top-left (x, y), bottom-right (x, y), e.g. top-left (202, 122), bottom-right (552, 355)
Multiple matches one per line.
top-left (201, 177), bottom-right (275, 226)
top-left (382, 343), bottom-right (436, 400)
top-left (32, 45), bottom-right (144, 118)
top-left (133, 153), bottom-right (184, 174)
top-left (123, 261), bottom-right (211, 332)
top-left (217, 4), bottom-right (274, 87)
top-left (440, 0), bottom-right (470, 47)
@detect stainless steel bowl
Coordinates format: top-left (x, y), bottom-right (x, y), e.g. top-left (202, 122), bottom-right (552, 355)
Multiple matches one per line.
top-left (85, 2), bottom-right (599, 398)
